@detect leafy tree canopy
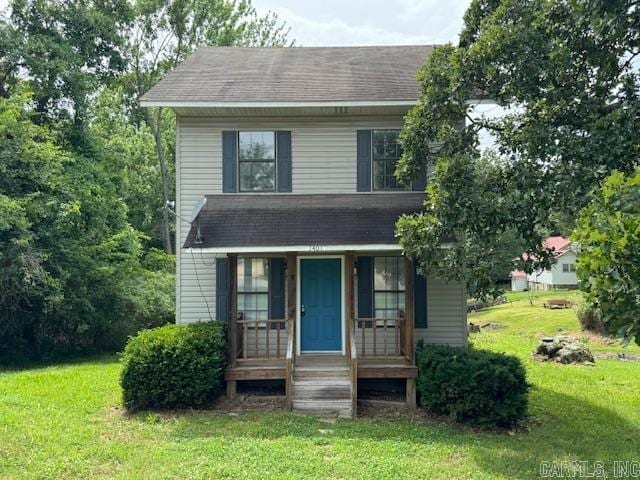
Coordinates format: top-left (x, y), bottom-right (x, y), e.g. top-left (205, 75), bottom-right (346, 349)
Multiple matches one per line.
top-left (0, 0), bottom-right (293, 360)
top-left (572, 169), bottom-right (640, 345)
top-left (397, 0), bottom-right (640, 313)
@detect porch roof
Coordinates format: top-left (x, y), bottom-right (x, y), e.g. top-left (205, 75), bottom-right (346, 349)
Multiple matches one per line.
top-left (183, 193), bottom-right (428, 251)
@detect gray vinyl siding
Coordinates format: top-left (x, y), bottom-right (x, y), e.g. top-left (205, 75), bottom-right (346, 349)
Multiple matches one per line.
top-left (176, 114), bottom-right (454, 331)
top-left (416, 277), bottom-right (468, 347)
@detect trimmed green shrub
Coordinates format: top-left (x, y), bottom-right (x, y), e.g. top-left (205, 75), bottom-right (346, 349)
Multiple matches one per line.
top-left (577, 304), bottom-right (607, 335)
top-left (416, 345), bottom-right (529, 427)
top-left (120, 322), bottom-right (226, 411)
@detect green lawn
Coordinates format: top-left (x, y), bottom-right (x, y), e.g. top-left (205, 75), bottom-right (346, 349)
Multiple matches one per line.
top-left (1, 299), bottom-right (639, 479)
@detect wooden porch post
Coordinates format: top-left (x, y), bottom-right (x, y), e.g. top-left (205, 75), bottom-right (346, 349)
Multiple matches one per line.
top-left (404, 256), bottom-right (415, 362)
top-left (345, 252), bottom-right (355, 359)
top-left (345, 251), bottom-right (357, 418)
top-left (227, 253), bottom-right (238, 399)
top-left (404, 256), bottom-right (417, 410)
top-left (285, 252), bottom-right (297, 410)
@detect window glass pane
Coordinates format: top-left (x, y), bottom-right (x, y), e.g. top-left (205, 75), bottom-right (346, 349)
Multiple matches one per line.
top-left (373, 159), bottom-right (401, 190)
top-left (374, 257), bottom-right (388, 290)
top-left (373, 256), bottom-right (406, 319)
top-left (385, 292), bottom-right (398, 309)
top-left (372, 129), bottom-right (405, 191)
top-left (256, 294), bottom-right (268, 310)
top-left (239, 161), bottom-right (275, 192)
top-left (239, 132), bottom-right (275, 160)
top-left (397, 262), bottom-right (405, 290)
top-left (238, 258), bottom-right (269, 293)
top-left (373, 130), bottom-right (400, 160)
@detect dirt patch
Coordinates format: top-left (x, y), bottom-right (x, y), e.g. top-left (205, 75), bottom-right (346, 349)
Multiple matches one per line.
top-left (567, 330), bottom-right (621, 347)
top-left (356, 400), bottom-right (419, 420)
top-left (592, 351), bottom-right (640, 362)
top-left (469, 322), bottom-right (506, 333)
top-left (211, 394), bottom-right (285, 413)
top-left (482, 322), bottom-right (506, 331)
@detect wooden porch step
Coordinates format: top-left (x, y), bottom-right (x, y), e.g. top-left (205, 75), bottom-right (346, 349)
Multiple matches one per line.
top-left (290, 356), bottom-right (354, 419)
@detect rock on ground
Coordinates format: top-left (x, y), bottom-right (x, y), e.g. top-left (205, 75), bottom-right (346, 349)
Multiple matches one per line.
top-left (533, 336), bottom-right (595, 364)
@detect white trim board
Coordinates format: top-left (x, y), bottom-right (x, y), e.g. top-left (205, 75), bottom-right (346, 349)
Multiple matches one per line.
top-left (296, 255), bottom-right (346, 356)
top-left (185, 244), bottom-right (401, 254)
top-left (140, 100), bottom-right (417, 108)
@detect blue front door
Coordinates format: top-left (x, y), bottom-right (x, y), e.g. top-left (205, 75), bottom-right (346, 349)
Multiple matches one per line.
top-left (300, 258), bottom-right (342, 352)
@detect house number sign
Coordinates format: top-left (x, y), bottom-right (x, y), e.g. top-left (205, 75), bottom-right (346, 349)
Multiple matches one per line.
top-left (309, 244), bottom-right (324, 252)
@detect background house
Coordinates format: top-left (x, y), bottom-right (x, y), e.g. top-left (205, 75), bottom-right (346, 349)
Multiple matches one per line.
top-left (510, 236), bottom-right (578, 291)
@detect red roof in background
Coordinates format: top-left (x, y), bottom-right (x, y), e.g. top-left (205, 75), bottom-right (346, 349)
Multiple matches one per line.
top-left (511, 236), bottom-right (573, 277)
top-left (543, 236), bottom-right (572, 254)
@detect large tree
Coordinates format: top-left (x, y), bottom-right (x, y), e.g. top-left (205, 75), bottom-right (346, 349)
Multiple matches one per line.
top-left (0, 91), bottom-right (173, 360)
top-left (3, 0), bottom-right (133, 144)
top-left (396, 0), bottom-right (640, 341)
top-left (121, 0), bottom-right (292, 253)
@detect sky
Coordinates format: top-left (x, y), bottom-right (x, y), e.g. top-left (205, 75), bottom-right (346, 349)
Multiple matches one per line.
top-left (0, 0), bottom-right (471, 46)
top-left (252, 0), bottom-right (471, 46)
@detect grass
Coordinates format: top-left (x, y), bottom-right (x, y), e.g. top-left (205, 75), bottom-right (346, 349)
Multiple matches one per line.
top-left (1, 299), bottom-right (639, 479)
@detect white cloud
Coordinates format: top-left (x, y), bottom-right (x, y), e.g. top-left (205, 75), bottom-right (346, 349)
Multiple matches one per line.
top-left (254, 1), bottom-right (471, 47)
top-left (262, 6), bottom-right (438, 46)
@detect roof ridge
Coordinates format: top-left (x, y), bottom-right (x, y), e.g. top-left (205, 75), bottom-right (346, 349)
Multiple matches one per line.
top-left (196, 45), bottom-right (439, 50)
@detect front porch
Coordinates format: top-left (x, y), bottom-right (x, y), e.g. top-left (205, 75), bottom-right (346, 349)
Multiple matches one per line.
top-left (224, 252), bottom-right (418, 418)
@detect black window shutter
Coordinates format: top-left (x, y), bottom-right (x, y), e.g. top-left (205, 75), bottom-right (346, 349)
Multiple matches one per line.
top-left (356, 130), bottom-right (372, 192)
top-left (414, 267), bottom-right (427, 328)
top-left (412, 165), bottom-right (427, 192)
top-left (216, 258), bottom-right (229, 321)
top-left (276, 131), bottom-right (292, 192)
top-left (269, 258), bottom-right (286, 328)
top-left (357, 256), bottom-right (374, 318)
top-left (222, 131), bottom-right (237, 193)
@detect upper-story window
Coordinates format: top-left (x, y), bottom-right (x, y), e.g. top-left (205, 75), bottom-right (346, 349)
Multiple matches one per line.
top-left (372, 129), bottom-right (406, 191)
top-left (239, 132), bottom-right (276, 192)
top-left (562, 263), bottom-right (576, 273)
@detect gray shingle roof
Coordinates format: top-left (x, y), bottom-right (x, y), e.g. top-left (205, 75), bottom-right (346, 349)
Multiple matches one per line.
top-left (183, 193), bottom-right (427, 249)
top-left (141, 46), bottom-right (434, 105)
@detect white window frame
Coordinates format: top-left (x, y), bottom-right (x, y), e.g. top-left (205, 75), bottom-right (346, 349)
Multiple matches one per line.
top-left (237, 131), bottom-right (277, 193)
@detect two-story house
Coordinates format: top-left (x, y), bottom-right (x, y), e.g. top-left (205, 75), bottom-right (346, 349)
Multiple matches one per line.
top-left (140, 46), bottom-right (467, 418)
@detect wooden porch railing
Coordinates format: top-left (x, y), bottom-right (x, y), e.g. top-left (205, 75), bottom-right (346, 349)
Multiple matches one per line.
top-left (285, 320), bottom-right (295, 410)
top-left (353, 317), bottom-right (406, 357)
top-left (237, 319), bottom-right (287, 359)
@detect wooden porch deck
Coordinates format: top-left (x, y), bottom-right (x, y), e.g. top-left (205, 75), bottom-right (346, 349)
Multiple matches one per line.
top-left (225, 355), bottom-right (417, 381)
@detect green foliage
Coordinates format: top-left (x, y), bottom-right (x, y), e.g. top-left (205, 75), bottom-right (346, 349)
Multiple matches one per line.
top-left (416, 344), bottom-right (529, 427)
top-left (0, 93), bottom-right (175, 361)
top-left (0, 0), bottom-right (291, 361)
top-left (572, 170), bottom-right (640, 345)
top-left (6, 0), bottom-right (134, 143)
top-left (120, 322), bottom-right (227, 411)
top-left (398, 0), bottom-right (640, 301)
top-left (577, 305), bottom-right (607, 336)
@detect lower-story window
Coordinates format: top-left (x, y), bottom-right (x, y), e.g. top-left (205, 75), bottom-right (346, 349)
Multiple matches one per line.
top-left (237, 258), bottom-right (269, 321)
top-left (373, 256), bottom-right (405, 320)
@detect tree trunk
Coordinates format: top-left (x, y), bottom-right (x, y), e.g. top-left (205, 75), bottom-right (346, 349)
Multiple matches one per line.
top-left (148, 107), bottom-right (173, 255)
